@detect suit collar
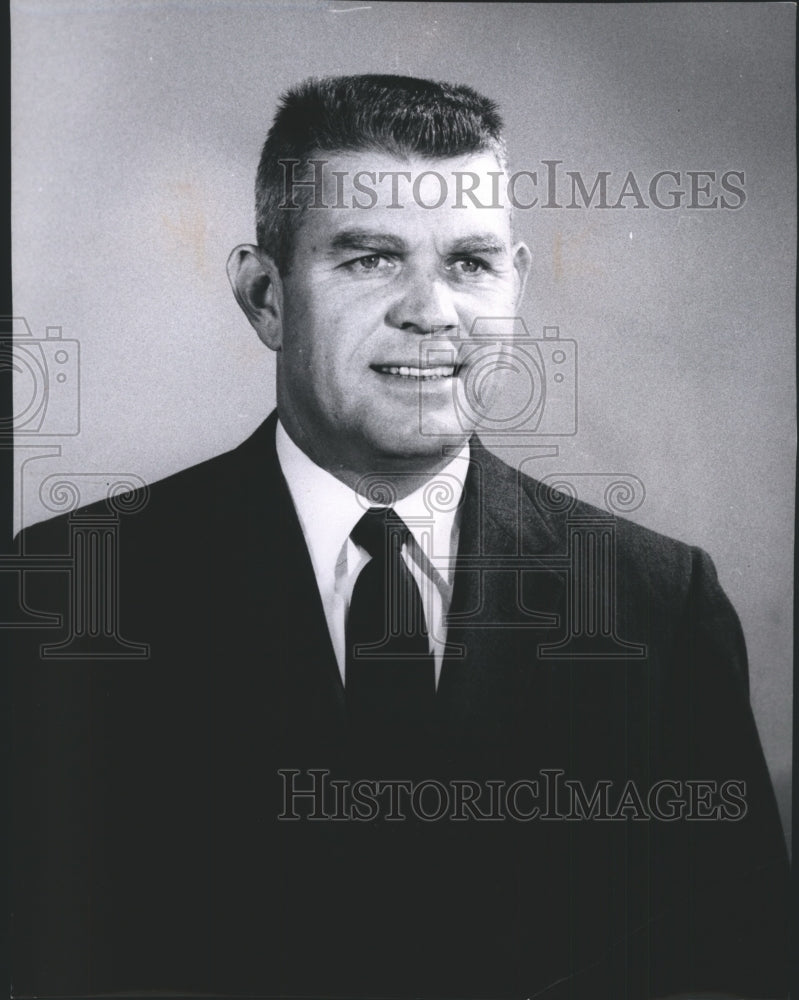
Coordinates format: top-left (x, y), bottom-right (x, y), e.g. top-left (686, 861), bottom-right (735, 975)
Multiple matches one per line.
top-left (234, 413), bottom-right (568, 627)
top-left (235, 415), bottom-right (562, 554)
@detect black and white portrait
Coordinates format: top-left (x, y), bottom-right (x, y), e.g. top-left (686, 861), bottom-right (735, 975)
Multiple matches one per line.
top-left (9, 4), bottom-right (794, 999)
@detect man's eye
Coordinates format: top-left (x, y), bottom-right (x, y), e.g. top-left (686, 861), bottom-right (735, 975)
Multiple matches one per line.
top-left (348, 254), bottom-right (394, 271)
top-left (448, 257), bottom-right (488, 275)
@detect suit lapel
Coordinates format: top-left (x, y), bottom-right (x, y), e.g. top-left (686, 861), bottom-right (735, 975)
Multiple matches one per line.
top-left (231, 413), bottom-right (346, 730)
top-left (437, 443), bottom-right (567, 731)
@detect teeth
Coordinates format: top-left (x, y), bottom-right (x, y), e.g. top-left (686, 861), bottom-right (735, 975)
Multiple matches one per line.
top-left (377, 365), bottom-right (456, 379)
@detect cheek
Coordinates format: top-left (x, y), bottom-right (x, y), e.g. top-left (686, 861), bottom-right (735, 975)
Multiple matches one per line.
top-left (284, 323), bottom-right (358, 402)
top-left (302, 311), bottom-right (368, 373)
top-left (456, 286), bottom-right (517, 328)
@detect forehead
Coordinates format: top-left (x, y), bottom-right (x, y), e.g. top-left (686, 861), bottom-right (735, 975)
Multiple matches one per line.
top-left (292, 150), bottom-right (512, 248)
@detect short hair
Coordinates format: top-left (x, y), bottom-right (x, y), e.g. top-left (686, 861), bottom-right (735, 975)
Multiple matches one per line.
top-left (255, 74), bottom-right (508, 273)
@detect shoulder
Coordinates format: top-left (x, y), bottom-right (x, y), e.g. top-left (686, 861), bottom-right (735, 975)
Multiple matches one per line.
top-left (18, 413), bottom-right (280, 553)
top-left (475, 447), bottom-right (747, 687)
top-left (470, 442), bottom-right (704, 599)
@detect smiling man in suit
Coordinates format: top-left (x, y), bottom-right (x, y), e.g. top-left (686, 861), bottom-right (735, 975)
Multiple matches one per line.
top-left (12, 75), bottom-right (788, 1000)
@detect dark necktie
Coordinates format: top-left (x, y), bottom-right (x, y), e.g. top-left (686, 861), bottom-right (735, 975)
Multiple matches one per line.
top-left (345, 507), bottom-right (436, 742)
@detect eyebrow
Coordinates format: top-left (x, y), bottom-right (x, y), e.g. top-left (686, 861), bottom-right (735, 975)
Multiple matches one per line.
top-left (327, 229), bottom-right (509, 256)
top-left (447, 234), bottom-right (509, 256)
top-left (328, 230), bottom-right (406, 253)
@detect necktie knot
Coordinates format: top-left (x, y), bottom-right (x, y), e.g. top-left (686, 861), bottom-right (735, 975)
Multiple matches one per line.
top-left (351, 507), bottom-right (409, 559)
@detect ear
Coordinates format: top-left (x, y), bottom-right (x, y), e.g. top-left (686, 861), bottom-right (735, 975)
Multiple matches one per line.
top-left (511, 241), bottom-right (532, 306)
top-left (226, 244), bottom-right (284, 351)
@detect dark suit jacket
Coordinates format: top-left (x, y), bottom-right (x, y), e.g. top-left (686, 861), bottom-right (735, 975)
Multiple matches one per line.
top-left (11, 411), bottom-right (789, 999)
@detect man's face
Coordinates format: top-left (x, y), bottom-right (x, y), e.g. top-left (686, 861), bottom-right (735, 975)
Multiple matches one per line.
top-left (274, 151), bottom-right (530, 478)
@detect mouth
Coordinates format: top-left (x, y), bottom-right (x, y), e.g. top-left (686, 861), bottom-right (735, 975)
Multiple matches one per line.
top-left (371, 364), bottom-right (460, 381)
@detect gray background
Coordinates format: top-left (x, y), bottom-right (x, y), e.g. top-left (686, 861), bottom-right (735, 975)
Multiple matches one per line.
top-left (12, 1), bottom-right (795, 841)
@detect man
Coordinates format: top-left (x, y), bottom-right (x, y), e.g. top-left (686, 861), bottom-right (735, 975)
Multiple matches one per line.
top-left (12, 75), bottom-right (788, 1000)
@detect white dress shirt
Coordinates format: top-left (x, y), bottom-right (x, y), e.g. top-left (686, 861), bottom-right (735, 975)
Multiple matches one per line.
top-left (275, 420), bottom-right (470, 687)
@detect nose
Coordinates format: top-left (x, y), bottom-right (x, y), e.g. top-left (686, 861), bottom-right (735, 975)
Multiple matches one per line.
top-left (384, 268), bottom-right (459, 336)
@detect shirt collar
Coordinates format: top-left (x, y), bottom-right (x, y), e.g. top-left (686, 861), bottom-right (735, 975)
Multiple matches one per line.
top-left (275, 420), bottom-right (470, 582)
